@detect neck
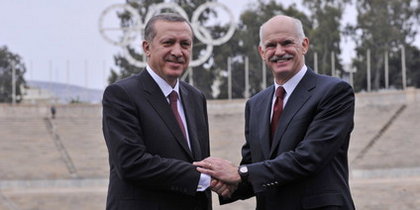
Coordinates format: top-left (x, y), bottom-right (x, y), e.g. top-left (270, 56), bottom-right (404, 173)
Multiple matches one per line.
top-left (165, 78), bottom-right (177, 88)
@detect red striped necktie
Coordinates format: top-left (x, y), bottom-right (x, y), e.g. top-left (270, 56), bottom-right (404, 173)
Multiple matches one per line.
top-left (169, 91), bottom-right (187, 138)
top-left (270, 86), bottom-right (285, 144)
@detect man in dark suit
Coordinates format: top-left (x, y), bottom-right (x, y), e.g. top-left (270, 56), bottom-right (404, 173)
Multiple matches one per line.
top-left (194, 15), bottom-right (355, 209)
top-left (102, 13), bottom-right (212, 210)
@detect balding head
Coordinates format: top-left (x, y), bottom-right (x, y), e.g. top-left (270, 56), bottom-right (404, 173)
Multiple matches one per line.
top-left (257, 15), bottom-right (309, 85)
top-left (259, 15), bottom-right (305, 48)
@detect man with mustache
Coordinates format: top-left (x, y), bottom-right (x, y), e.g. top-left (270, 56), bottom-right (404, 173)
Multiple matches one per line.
top-left (102, 13), bottom-right (213, 210)
top-left (195, 15), bottom-right (355, 209)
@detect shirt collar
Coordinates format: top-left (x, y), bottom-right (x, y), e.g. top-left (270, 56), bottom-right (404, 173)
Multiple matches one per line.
top-left (146, 65), bottom-right (180, 97)
top-left (274, 65), bottom-right (307, 96)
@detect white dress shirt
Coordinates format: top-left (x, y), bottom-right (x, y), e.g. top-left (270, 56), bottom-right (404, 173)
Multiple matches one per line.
top-left (270, 65), bottom-right (308, 121)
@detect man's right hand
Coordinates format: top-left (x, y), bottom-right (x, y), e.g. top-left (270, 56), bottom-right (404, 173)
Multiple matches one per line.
top-left (210, 178), bottom-right (238, 198)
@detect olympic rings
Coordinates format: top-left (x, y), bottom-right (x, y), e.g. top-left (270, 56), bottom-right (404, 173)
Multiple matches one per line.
top-left (122, 46), bottom-right (147, 68)
top-left (189, 26), bottom-right (214, 67)
top-left (144, 3), bottom-right (189, 25)
top-left (98, 4), bottom-right (142, 47)
top-left (98, 2), bottom-right (236, 68)
top-left (191, 2), bottom-right (236, 46)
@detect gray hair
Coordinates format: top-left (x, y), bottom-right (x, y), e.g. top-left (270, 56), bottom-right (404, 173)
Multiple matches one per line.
top-left (144, 13), bottom-right (193, 42)
top-left (259, 16), bottom-right (305, 48)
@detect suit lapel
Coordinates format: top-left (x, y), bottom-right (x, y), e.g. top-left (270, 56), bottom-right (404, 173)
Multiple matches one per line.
top-left (140, 71), bottom-right (194, 160)
top-left (256, 86), bottom-right (275, 160)
top-left (269, 69), bottom-right (317, 158)
top-left (180, 84), bottom-right (202, 160)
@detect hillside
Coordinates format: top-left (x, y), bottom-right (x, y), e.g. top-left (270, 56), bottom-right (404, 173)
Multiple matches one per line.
top-left (27, 80), bottom-right (103, 104)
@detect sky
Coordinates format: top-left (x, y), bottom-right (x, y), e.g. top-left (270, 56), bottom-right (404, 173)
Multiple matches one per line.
top-left (0, 0), bottom-right (418, 90)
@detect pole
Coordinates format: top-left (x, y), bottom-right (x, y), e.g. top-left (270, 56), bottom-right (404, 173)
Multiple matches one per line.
top-left (55, 66), bottom-right (59, 83)
top-left (66, 60), bottom-right (70, 85)
top-left (331, 52), bottom-right (335, 77)
top-left (262, 61), bottom-right (266, 89)
top-left (30, 60), bottom-right (33, 81)
top-left (314, 52), bottom-right (318, 74)
top-left (228, 57), bottom-right (232, 100)
top-left (49, 60), bottom-right (53, 82)
top-left (367, 49), bottom-right (371, 92)
top-left (49, 60), bottom-right (53, 91)
top-left (189, 49), bottom-right (194, 86)
top-left (84, 60), bottom-right (88, 88)
top-left (244, 56), bottom-right (249, 99)
top-left (401, 45), bottom-right (407, 90)
top-left (11, 60), bottom-right (16, 105)
top-left (66, 60), bottom-right (70, 99)
top-left (103, 60), bottom-right (106, 88)
top-left (384, 50), bottom-right (389, 89)
top-left (189, 67), bottom-right (194, 87)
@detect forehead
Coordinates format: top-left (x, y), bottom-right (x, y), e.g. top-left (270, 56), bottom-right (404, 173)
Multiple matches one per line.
top-left (261, 19), bottom-right (298, 42)
top-left (153, 20), bottom-right (193, 40)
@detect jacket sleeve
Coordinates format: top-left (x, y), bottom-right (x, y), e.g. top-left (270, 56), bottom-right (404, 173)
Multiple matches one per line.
top-left (102, 84), bottom-right (201, 196)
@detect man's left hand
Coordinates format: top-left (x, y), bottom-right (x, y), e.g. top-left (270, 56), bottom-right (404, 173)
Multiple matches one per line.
top-left (193, 157), bottom-right (241, 184)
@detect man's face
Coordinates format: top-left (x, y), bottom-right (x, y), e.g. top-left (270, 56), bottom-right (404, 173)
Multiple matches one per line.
top-left (143, 20), bottom-right (193, 86)
top-left (258, 17), bottom-right (309, 84)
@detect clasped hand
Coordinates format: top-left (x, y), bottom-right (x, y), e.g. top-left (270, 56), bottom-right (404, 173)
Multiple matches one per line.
top-left (193, 157), bottom-right (241, 198)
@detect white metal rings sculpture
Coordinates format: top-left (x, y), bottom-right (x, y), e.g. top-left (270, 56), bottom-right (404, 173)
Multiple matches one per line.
top-left (98, 2), bottom-right (236, 68)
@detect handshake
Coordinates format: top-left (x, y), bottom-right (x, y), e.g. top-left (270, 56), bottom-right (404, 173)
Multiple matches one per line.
top-left (194, 157), bottom-right (242, 198)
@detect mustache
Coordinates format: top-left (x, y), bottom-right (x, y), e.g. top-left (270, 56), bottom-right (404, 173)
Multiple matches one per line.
top-left (165, 55), bottom-right (186, 64)
top-left (269, 54), bottom-right (293, 62)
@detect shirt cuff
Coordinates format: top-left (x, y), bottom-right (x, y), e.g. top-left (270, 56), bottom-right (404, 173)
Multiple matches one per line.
top-left (197, 173), bottom-right (211, 191)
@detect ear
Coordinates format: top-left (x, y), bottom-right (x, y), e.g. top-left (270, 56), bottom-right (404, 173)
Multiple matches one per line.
top-left (301, 37), bottom-right (309, 55)
top-left (258, 45), bottom-right (265, 61)
top-left (142, 40), bottom-right (151, 57)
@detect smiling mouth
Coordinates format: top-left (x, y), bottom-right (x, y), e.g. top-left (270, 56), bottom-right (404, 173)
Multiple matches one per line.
top-left (165, 56), bottom-right (185, 64)
top-left (270, 55), bottom-right (293, 63)
top-left (167, 60), bottom-right (184, 65)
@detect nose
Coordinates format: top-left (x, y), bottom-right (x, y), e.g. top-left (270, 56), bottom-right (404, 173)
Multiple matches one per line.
top-left (274, 44), bottom-right (285, 55)
top-left (171, 44), bottom-right (183, 57)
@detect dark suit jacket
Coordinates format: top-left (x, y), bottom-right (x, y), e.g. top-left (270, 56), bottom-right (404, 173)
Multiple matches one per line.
top-left (223, 68), bottom-right (355, 210)
top-left (102, 70), bottom-right (211, 210)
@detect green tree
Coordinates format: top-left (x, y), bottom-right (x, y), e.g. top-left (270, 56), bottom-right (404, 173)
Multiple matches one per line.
top-left (303, 0), bottom-right (350, 76)
top-left (346, 0), bottom-right (419, 91)
top-left (0, 46), bottom-right (26, 103)
top-left (405, 46), bottom-right (420, 88)
top-left (388, 45), bottom-right (420, 89)
top-left (216, 0), bottom-right (312, 98)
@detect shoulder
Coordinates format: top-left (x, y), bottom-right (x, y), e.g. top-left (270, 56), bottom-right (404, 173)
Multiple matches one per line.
top-left (248, 86), bottom-right (273, 103)
top-left (309, 73), bottom-right (354, 106)
top-left (106, 72), bottom-right (143, 92)
top-left (180, 80), bottom-right (206, 99)
top-left (315, 73), bottom-right (352, 93)
top-left (301, 69), bottom-right (352, 93)
top-left (103, 73), bottom-right (144, 101)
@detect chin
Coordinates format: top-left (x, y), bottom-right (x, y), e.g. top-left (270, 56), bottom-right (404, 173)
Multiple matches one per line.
top-left (166, 70), bottom-right (184, 78)
top-left (272, 68), bottom-right (291, 74)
